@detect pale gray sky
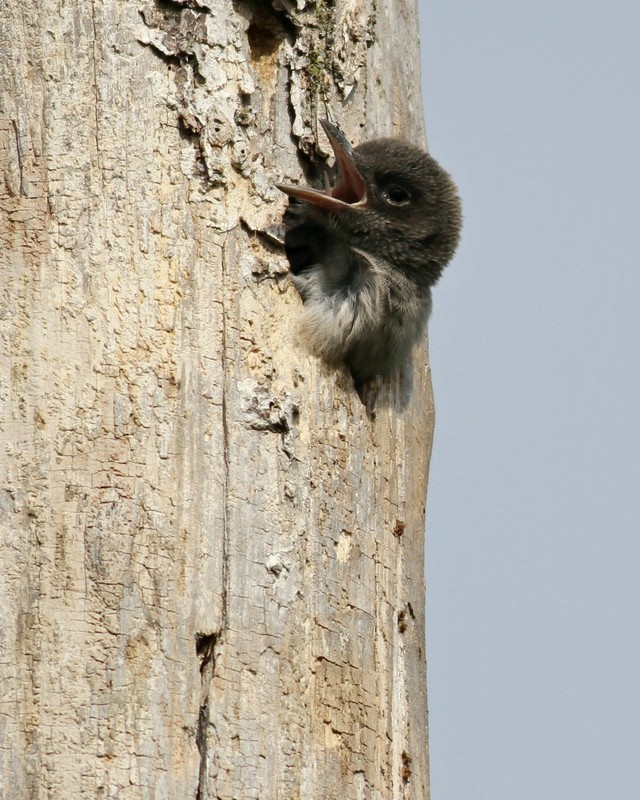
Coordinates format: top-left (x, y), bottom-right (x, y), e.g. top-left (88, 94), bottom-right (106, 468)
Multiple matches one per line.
top-left (419, 2), bottom-right (640, 798)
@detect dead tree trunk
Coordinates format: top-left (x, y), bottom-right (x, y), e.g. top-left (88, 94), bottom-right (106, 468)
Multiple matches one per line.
top-left (1, 1), bottom-right (434, 797)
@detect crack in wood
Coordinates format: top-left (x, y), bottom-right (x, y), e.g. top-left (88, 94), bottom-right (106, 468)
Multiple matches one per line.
top-left (195, 631), bottom-right (220, 800)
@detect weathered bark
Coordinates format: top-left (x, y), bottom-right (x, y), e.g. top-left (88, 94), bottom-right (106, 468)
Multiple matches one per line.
top-left (1, 1), bottom-right (433, 798)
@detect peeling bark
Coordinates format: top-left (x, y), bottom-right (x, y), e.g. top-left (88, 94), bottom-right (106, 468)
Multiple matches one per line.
top-left (1, 0), bottom-right (434, 798)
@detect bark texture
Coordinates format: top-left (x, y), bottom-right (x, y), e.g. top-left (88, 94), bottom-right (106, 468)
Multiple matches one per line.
top-left (1, 1), bottom-right (434, 797)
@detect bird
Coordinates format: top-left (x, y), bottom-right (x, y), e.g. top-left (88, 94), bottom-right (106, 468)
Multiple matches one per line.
top-left (277, 119), bottom-right (462, 391)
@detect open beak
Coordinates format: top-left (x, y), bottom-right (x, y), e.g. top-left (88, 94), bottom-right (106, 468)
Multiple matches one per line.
top-left (276, 119), bottom-right (368, 214)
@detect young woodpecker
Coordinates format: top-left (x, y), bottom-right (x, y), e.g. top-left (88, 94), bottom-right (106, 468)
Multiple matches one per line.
top-left (277, 120), bottom-right (462, 389)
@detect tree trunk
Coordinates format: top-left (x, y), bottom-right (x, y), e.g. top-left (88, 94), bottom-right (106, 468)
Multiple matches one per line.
top-left (1, 1), bottom-right (434, 798)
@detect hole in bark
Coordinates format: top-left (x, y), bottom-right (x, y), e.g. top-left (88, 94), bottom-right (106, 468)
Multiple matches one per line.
top-left (155, 0), bottom-right (207, 14)
top-left (195, 631), bottom-right (217, 671)
top-left (155, 0), bottom-right (185, 16)
top-left (241, 3), bottom-right (288, 61)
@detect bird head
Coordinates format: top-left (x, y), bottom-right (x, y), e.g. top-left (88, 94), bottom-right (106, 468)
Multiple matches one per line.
top-left (277, 120), bottom-right (462, 286)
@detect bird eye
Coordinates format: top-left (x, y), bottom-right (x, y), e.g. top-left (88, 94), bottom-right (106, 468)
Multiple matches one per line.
top-left (382, 184), bottom-right (412, 206)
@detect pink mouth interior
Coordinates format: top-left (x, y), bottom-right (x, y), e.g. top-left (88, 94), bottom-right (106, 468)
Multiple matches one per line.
top-left (277, 128), bottom-right (367, 212)
top-left (330, 147), bottom-right (367, 205)
top-left (332, 178), bottom-right (362, 204)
